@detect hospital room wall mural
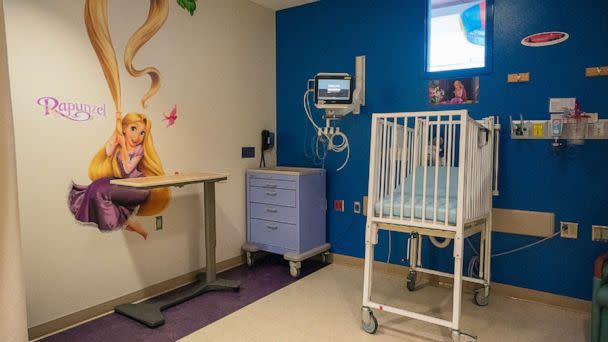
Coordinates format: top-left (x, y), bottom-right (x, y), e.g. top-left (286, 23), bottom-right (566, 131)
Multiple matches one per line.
top-left (67, 0), bottom-right (195, 239)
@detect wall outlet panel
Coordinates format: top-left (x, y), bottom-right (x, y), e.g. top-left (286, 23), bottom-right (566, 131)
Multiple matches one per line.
top-left (333, 200), bottom-right (344, 212)
top-left (510, 118), bottom-right (608, 140)
top-left (155, 216), bottom-right (163, 230)
top-left (353, 201), bottom-right (361, 214)
top-left (560, 221), bottom-right (578, 239)
top-left (592, 225), bottom-right (608, 242)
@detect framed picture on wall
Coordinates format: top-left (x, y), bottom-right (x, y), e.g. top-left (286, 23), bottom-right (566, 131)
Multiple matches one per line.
top-left (428, 77), bottom-right (479, 105)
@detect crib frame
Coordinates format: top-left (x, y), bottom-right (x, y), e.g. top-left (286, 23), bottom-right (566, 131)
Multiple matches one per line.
top-left (361, 110), bottom-right (500, 341)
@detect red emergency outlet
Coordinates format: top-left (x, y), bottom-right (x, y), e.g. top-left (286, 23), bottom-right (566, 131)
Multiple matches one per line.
top-left (334, 200), bottom-right (345, 212)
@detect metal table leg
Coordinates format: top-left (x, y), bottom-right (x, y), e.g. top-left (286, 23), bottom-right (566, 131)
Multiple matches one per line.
top-left (115, 181), bottom-right (240, 328)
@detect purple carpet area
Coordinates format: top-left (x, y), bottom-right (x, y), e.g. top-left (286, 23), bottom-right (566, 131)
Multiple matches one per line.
top-left (40, 254), bottom-right (327, 342)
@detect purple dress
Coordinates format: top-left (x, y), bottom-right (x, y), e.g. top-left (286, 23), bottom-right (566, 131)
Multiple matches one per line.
top-left (68, 145), bottom-right (150, 231)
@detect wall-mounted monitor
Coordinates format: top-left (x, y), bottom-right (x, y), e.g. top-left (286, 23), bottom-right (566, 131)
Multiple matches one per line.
top-left (314, 73), bottom-right (354, 105)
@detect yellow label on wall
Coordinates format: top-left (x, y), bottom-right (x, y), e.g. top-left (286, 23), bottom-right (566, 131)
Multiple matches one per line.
top-left (533, 123), bottom-right (544, 137)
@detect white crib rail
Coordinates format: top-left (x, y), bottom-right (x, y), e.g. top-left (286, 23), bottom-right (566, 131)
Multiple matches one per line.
top-left (463, 116), bottom-right (495, 222)
top-left (368, 110), bottom-right (494, 230)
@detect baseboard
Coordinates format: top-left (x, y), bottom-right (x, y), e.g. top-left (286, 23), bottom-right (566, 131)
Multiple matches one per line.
top-left (331, 253), bottom-right (591, 313)
top-left (28, 255), bottom-right (245, 341)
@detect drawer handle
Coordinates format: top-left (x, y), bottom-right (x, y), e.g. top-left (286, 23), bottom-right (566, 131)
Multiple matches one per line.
top-left (266, 224), bottom-right (278, 230)
top-left (266, 191), bottom-right (277, 196)
top-left (264, 183), bottom-right (277, 188)
top-left (266, 208), bottom-right (278, 213)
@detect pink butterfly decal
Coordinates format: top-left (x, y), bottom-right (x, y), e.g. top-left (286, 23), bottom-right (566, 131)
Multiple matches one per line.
top-left (162, 105), bottom-right (178, 127)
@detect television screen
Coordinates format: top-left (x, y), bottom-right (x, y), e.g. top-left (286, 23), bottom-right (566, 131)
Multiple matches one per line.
top-left (427, 0), bottom-right (487, 72)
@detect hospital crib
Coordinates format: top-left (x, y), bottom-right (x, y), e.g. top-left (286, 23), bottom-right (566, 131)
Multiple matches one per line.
top-left (361, 110), bottom-right (500, 341)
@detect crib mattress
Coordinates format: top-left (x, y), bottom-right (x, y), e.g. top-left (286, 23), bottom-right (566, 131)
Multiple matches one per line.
top-left (374, 166), bottom-right (459, 225)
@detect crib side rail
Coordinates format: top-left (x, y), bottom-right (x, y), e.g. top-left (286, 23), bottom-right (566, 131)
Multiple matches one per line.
top-left (462, 116), bottom-right (496, 222)
top-left (367, 111), bottom-right (468, 229)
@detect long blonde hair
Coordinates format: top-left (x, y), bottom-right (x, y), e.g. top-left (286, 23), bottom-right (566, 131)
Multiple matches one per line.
top-left (85, 0), bottom-right (170, 216)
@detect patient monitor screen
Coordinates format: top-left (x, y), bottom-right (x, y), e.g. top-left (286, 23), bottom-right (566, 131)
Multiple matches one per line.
top-left (315, 76), bottom-right (352, 104)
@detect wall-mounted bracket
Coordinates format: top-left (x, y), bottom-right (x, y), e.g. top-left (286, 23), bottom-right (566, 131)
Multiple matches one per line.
top-left (507, 72), bottom-right (530, 83)
top-left (585, 66), bottom-right (608, 78)
top-left (353, 55), bottom-right (366, 114)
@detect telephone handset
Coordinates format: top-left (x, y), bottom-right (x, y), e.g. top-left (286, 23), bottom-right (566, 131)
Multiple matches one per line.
top-left (260, 130), bottom-right (274, 167)
top-left (261, 130), bottom-right (274, 151)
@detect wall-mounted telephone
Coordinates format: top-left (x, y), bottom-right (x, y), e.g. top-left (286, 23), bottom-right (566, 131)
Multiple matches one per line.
top-left (261, 130), bottom-right (275, 151)
top-left (260, 130), bottom-right (274, 167)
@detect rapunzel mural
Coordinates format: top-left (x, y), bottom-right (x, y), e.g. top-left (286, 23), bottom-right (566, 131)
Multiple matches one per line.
top-left (68, 0), bottom-right (193, 239)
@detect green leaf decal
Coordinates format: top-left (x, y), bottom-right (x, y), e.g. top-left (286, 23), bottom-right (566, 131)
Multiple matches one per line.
top-left (177, 0), bottom-right (197, 16)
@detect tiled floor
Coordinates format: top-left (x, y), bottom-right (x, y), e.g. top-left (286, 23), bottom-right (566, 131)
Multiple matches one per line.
top-left (182, 263), bottom-right (589, 342)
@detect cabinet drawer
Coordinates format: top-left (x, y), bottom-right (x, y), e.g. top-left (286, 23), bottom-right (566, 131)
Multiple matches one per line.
top-left (249, 187), bottom-right (296, 207)
top-left (250, 203), bottom-right (297, 224)
top-left (249, 178), bottom-right (296, 190)
top-left (248, 172), bottom-right (297, 182)
top-left (250, 219), bottom-right (297, 250)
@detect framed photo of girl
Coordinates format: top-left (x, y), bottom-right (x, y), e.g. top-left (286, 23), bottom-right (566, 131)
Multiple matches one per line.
top-left (428, 77), bottom-right (479, 105)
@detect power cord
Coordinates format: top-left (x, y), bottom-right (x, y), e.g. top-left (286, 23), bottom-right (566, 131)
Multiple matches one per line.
top-left (465, 231), bottom-right (560, 277)
top-left (386, 231), bottom-right (392, 264)
top-left (303, 89), bottom-right (351, 171)
top-left (259, 149), bottom-right (266, 168)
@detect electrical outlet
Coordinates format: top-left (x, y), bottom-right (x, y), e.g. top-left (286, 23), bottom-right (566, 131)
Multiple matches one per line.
top-left (354, 201), bottom-right (361, 214)
top-left (592, 225), bottom-right (608, 242)
top-left (156, 216), bottom-right (163, 230)
top-left (334, 200), bottom-right (344, 212)
top-left (560, 221), bottom-right (578, 239)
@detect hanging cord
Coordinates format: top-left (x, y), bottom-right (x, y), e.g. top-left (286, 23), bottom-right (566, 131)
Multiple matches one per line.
top-left (429, 236), bottom-right (451, 248)
top-left (259, 151), bottom-right (266, 168)
top-left (304, 89), bottom-right (321, 131)
top-left (329, 129), bottom-right (350, 171)
top-left (465, 231), bottom-right (560, 277)
top-left (303, 89), bottom-right (350, 171)
top-left (386, 231), bottom-right (392, 263)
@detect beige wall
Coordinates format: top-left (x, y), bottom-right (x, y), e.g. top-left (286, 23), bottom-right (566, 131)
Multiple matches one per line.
top-left (3, 0), bottom-right (276, 327)
top-left (0, 0), bottom-right (28, 340)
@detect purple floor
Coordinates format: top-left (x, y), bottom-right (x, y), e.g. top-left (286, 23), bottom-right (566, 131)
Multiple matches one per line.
top-left (40, 254), bottom-right (326, 342)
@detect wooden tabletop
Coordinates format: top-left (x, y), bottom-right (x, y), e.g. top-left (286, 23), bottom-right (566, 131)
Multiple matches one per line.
top-left (110, 172), bottom-right (229, 189)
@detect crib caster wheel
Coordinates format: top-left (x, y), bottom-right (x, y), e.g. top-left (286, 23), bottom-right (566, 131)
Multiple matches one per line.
top-left (289, 261), bottom-right (301, 278)
top-left (246, 252), bottom-right (254, 267)
top-left (454, 330), bottom-right (477, 342)
top-left (361, 307), bottom-right (378, 334)
top-left (406, 270), bottom-right (417, 291)
top-left (474, 288), bottom-right (489, 307)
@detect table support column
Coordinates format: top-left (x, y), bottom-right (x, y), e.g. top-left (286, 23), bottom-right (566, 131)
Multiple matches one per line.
top-left (204, 182), bottom-right (216, 283)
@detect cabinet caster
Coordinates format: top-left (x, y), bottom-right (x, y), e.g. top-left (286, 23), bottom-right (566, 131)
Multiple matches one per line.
top-left (321, 252), bottom-right (330, 264)
top-left (361, 306), bottom-right (378, 334)
top-left (246, 252), bottom-right (254, 267)
top-left (289, 261), bottom-right (301, 278)
top-left (474, 288), bottom-right (489, 307)
top-left (406, 270), bottom-right (417, 291)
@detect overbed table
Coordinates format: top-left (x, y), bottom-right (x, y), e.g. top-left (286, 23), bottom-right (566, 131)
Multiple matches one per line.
top-left (111, 172), bottom-right (240, 327)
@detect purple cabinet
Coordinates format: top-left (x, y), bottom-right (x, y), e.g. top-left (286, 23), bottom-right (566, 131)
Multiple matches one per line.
top-left (246, 167), bottom-right (327, 255)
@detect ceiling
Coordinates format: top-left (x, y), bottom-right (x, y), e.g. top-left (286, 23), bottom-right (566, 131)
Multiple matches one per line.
top-left (249, 0), bottom-right (319, 11)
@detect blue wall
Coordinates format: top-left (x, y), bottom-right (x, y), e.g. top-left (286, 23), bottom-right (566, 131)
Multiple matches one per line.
top-left (276, 0), bottom-right (608, 300)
